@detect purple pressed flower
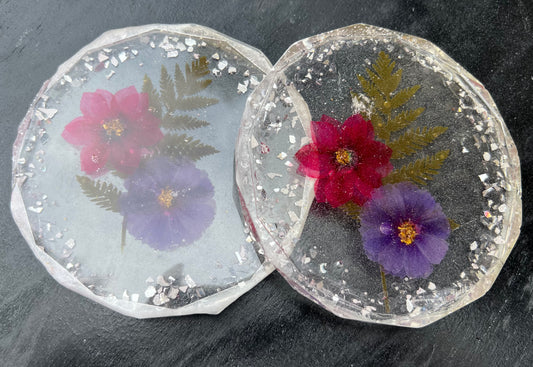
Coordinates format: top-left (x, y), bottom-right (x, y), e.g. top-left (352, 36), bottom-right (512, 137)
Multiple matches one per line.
top-left (359, 182), bottom-right (450, 278)
top-left (119, 157), bottom-right (215, 250)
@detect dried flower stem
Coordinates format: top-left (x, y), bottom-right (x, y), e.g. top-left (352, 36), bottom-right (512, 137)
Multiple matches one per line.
top-left (380, 265), bottom-right (391, 313)
top-left (121, 218), bottom-right (127, 253)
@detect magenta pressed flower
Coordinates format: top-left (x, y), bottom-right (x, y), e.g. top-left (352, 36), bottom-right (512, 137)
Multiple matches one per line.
top-left (294, 114), bottom-right (392, 207)
top-left (359, 182), bottom-right (450, 278)
top-left (119, 157), bottom-right (215, 250)
top-left (62, 86), bottom-right (163, 176)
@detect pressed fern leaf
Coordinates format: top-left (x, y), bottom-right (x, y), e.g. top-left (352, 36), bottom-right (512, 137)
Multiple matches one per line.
top-left (383, 150), bottom-right (450, 185)
top-left (388, 126), bottom-right (448, 159)
top-left (175, 96), bottom-right (219, 111)
top-left (173, 57), bottom-right (213, 98)
top-left (356, 52), bottom-right (422, 142)
top-left (76, 176), bottom-right (121, 212)
top-left (389, 85), bottom-right (421, 111)
top-left (174, 63), bottom-right (186, 98)
top-left (357, 74), bottom-right (385, 110)
top-left (161, 114), bottom-right (209, 131)
top-left (386, 107), bottom-right (425, 134)
top-left (157, 134), bottom-right (219, 161)
top-left (340, 202), bottom-right (362, 221)
top-left (142, 75), bottom-right (162, 119)
top-left (368, 52), bottom-right (403, 95)
top-left (448, 219), bottom-right (460, 231)
top-left (159, 65), bottom-right (177, 111)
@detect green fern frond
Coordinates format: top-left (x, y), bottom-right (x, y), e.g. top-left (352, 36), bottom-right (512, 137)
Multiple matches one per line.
top-left (383, 150), bottom-right (450, 185)
top-left (340, 202), bottom-right (362, 221)
top-left (175, 96), bottom-right (219, 111)
top-left (76, 176), bottom-right (121, 212)
top-left (386, 107), bottom-right (425, 134)
top-left (174, 64), bottom-right (186, 98)
top-left (160, 65), bottom-right (177, 111)
top-left (448, 218), bottom-right (460, 231)
top-left (142, 75), bottom-right (162, 119)
top-left (161, 114), bottom-right (210, 131)
top-left (157, 134), bottom-right (219, 161)
top-left (388, 126), bottom-right (448, 159)
top-left (357, 74), bottom-right (385, 110)
top-left (389, 85), bottom-right (421, 111)
top-left (191, 56), bottom-right (210, 77)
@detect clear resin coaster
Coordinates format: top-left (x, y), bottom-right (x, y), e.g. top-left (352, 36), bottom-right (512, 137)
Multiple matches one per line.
top-left (11, 24), bottom-right (273, 318)
top-left (236, 24), bottom-right (521, 327)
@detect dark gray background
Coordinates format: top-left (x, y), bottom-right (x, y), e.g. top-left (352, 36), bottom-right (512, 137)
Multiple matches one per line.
top-left (1, 1), bottom-right (532, 366)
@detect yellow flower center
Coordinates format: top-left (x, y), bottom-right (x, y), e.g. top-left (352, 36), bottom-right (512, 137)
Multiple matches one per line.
top-left (335, 149), bottom-right (352, 166)
top-left (398, 220), bottom-right (417, 245)
top-left (157, 187), bottom-right (175, 209)
top-left (102, 118), bottom-right (125, 137)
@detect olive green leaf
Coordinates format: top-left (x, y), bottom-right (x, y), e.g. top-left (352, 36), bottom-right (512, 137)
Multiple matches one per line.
top-left (160, 114), bottom-right (210, 131)
top-left (383, 150), bottom-right (450, 186)
top-left (157, 134), bottom-right (219, 161)
top-left (448, 218), bottom-right (460, 231)
top-left (388, 126), bottom-right (448, 159)
top-left (340, 202), bottom-right (362, 221)
top-left (356, 51), bottom-right (423, 144)
top-left (76, 176), bottom-right (121, 212)
top-left (159, 65), bottom-right (177, 111)
top-left (142, 75), bottom-right (162, 119)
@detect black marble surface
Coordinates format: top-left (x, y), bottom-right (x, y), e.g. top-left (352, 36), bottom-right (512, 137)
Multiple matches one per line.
top-left (1, 1), bottom-right (532, 366)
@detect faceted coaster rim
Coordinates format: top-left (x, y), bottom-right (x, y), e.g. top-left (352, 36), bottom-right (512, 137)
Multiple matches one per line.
top-left (236, 23), bottom-right (522, 327)
top-left (11, 23), bottom-right (275, 318)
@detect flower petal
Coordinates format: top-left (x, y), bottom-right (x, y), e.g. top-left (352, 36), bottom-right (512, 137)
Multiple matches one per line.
top-left (80, 90), bottom-right (113, 122)
top-left (311, 116), bottom-right (341, 151)
top-left (378, 245), bottom-right (406, 277)
top-left (323, 171), bottom-right (356, 207)
top-left (295, 144), bottom-right (335, 178)
top-left (114, 86), bottom-right (148, 120)
top-left (341, 115), bottom-right (374, 146)
top-left (80, 144), bottom-right (109, 175)
top-left (61, 116), bottom-right (101, 146)
top-left (358, 140), bottom-right (393, 170)
top-left (108, 143), bottom-right (142, 174)
top-left (403, 247), bottom-right (433, 278)
top-left (415, 233), bottom-right (449, 264)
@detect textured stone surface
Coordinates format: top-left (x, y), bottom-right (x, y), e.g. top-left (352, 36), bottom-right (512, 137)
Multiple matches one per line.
top-left (1, 0), bottom-right (533, 365)
top-left (236, 24), bottom-right (521, 327)
top-left (11, 24), bottom-right (273, 318)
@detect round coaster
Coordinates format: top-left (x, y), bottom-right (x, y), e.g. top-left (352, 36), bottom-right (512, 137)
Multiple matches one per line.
top-left (236, 24), bottom-right (521, 327)
top-left (11, 24), bottom-right (273, 318)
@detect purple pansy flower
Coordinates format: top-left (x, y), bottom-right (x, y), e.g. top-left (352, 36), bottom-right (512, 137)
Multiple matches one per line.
top-left (359, 182), bottom-right (450, 278)
top-left (119, 157), bottom-right (215, 250)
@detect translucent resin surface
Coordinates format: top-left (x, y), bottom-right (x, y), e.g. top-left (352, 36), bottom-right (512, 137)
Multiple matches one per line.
top-left (236, 24), bottom-right (521, 327)
top-left (12, 24), bottom-right (273, 318)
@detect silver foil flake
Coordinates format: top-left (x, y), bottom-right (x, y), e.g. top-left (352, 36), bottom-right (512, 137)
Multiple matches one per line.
top-left (152, 293), bottom-right (169, 306)
top-left (97, 52), bottom-right (109, 62)
top-left (167, 50), bottom-right (179, 58)
top-left (218, 60), bottom-right (228, 70)
top-left (144, 285), bottom-right (156, 298)
top-left (184, 275), bottom-right (196, 288)
top-left (28, 206), bottom-right (43, 214)
top-left (156, 275), bottom-right (170, 286)
top-left (118, 52), bottom-right (128, 62)
top-left (185, 38), bottom-right (196, 46)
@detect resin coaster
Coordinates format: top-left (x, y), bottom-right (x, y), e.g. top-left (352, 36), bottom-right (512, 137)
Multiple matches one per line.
top-left (236, 24), bottom-right (521, 327)
top-left (11, 24), bottom-right (273, 318)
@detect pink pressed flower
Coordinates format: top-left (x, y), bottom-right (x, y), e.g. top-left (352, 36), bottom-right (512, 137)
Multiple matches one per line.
top-left (62, 86), bottom-right (163, 175)
top-left (295, 114), bottom-right (393, 207)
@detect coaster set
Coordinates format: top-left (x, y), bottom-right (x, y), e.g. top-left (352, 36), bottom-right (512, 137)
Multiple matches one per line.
top-left (11, 24), bottom-right (521, 327)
